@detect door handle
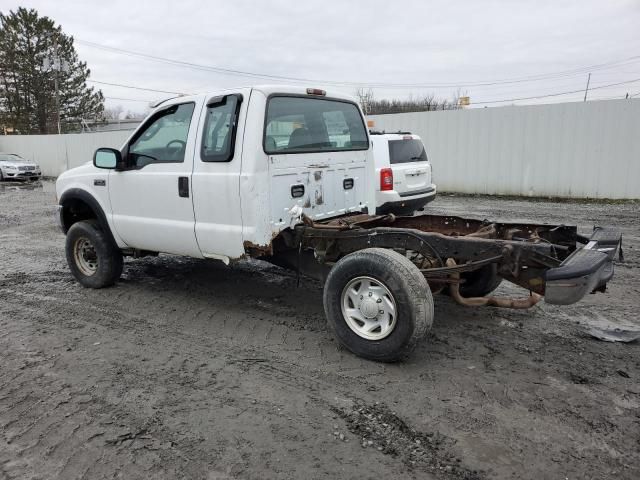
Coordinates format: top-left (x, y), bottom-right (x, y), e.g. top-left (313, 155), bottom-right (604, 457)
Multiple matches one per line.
top-left (178, 177), bottom-right (189, 198)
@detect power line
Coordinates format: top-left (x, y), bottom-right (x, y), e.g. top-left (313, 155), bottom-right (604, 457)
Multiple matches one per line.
top-left (104, 96), bottom-right (154, 102)
top-left (88, 79), bottom-right (184, 95)
top-left (95, 77), bottom-right (640, 108)
top-left (584, 93), bottom-right (636, 100)
top-left (469, 78), bottom-right (640, 105)
top-left (76, 38), bottom-right (640, 89)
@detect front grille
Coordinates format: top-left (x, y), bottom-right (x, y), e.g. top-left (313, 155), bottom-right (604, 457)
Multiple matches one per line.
top-left (18, 166), bottom-right (35, 171)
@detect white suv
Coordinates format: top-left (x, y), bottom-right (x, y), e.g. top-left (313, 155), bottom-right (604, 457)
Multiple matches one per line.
top-left (370, 132), bottom-right (436, 215)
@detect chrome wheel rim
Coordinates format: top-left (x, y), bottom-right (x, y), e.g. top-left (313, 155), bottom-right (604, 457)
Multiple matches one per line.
top-left (341, 276), bottom-right (397, 340)
top-left (73, 237), bottom-right (98, 276)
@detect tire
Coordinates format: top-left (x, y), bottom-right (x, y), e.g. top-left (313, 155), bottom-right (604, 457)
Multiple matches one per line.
top-left (65, 220), bottom-right (123, 288)
top-left (323, 248), bottom-right (434, 362)
top-left (457, 264), bottom-right (502, 297)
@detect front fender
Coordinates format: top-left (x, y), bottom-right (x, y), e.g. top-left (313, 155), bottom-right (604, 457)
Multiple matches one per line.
top-left (58, 188), bottom-right (125, 248)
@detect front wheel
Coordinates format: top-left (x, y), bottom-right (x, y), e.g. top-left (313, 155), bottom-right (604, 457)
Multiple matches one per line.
top-left (323, 248), bottom-right (434, 362)
top-left (65, 220), bottom-right (123, 288)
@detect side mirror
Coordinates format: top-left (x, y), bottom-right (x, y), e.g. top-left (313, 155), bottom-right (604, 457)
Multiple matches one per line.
top-left (94, 148), bottom-right (121, 169)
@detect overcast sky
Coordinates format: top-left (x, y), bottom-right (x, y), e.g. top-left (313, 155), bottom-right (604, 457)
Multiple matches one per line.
top-left (4, 0), bottom-right (640, 114)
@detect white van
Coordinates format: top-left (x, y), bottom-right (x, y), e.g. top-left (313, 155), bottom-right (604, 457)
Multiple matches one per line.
top-left (370, 132), bottom-right (436, 215)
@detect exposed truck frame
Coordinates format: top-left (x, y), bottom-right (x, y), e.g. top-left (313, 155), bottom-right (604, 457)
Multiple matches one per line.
top-left (277, 212), bottom-right (620, 305)
top-left (55, 85), bottom-right (622, 362)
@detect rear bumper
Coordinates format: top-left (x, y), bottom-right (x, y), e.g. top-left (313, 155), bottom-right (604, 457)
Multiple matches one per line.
top-left (544, 227), bottom-right (621, 305)
top-left (376, 185), bottom-right (437, 215)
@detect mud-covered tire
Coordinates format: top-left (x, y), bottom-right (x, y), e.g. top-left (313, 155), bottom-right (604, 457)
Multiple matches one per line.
top-left (65, 220), bottom-right (123, 288)
top-left (457, 264), bottom-right (502, 297)
top-left (323, 248), bottom-right (434, 362)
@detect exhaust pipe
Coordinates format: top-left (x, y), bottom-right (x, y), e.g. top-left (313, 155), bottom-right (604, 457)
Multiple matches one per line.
top-left (446, 258), bottom-right (542, 309)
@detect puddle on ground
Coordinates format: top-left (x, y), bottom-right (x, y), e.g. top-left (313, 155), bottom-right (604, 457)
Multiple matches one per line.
top-left (0, 180), bottom-right (44, 192)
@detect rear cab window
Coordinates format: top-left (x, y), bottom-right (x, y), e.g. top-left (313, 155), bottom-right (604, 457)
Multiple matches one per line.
top-left (264, 96), bottom-right (368, 154)
top-left (388, 138), bottom-right (428, 164)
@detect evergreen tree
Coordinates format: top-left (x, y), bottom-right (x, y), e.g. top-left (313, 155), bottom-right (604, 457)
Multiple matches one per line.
top-left (0, 7), bottom-right (104, 134)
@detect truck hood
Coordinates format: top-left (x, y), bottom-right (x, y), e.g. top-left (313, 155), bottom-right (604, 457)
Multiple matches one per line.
top-left (56, 161), bottom-right (95, 181)
top-left (55, 161), bottom-right (99, 199)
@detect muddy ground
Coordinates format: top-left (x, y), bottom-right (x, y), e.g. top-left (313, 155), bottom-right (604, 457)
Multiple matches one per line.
top-left (0, 180), bottom-right (638, 480)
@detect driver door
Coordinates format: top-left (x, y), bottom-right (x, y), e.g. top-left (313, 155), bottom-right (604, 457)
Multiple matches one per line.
top-left (108, 99), bottom-right (203, 256)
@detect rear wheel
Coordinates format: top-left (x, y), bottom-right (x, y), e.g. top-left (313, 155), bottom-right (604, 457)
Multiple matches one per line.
top-left (323, 248), bottom-right (433, 362)
top-left (65, 220), bottom-right (123, 288)
top-left (457, 264), bottom-right (502, 297)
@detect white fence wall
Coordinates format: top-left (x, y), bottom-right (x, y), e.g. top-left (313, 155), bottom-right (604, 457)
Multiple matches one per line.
top-left (1, 99), bottom-right (639, 198)
top-left (0, 130), bottom-right (133, 177)
top-left (370, 99), bottom-right (640, 199)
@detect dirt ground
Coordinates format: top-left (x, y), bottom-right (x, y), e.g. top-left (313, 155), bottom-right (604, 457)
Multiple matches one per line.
top-left (1, 180), bottom-right (638, 480)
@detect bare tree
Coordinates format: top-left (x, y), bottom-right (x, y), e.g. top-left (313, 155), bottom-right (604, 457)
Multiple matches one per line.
top-left (103, 105), bottom-right (124, 120)
top-left (355, 87), bottom-right (375, 115)
top-left (450, 87), bottom-right (469, 109)
top-left (361, 89), bottom-right (471, 115)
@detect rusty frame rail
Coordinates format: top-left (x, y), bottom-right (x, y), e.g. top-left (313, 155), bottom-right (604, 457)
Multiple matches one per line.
top-left (283, 213), bottom-right (580, 295)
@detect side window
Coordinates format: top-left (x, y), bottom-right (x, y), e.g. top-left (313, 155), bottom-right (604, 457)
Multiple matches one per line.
top-left (129, 102), bottom-right (195, 167)
top-left (201, 95), bottom-right (241, 162)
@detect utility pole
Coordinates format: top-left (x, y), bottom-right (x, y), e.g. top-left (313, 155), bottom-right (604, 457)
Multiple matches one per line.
top-left (54, 69), bottom-right (60, 133)
top-left (583, 73), bottom-right (591, 102)
top-left (43, 33), bottom-right (66, 134)
top-left (53, 35), bottom-right (61, 134)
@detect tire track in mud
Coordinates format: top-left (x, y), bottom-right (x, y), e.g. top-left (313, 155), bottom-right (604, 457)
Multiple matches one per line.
top-left (0, 267), bottom-right (498, 480)
top-left (3, 279), bottom-right (636, 479)
top-left (0, 293), bottom-right (446, 479)
top-left (1, 279), bottom-right (638, 479)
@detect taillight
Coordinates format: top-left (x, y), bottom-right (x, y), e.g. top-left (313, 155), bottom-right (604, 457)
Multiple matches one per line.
top-left (380, 168), bottom-right (393, 191)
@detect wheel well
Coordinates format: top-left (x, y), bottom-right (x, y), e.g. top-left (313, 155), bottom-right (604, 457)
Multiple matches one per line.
top-left (60, 198), bottom-right (98, 232)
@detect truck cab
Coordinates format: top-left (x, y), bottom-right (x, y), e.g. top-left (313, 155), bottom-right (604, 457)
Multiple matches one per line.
top-left (57, 85), bottom-right (371, 263)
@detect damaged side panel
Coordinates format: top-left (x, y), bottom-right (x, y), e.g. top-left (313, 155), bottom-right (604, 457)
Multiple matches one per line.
top-left (268, 151), bottom-right (369, 231)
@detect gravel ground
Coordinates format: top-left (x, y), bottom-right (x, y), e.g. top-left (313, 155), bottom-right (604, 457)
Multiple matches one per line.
top-left (1, 180), bottom-right (638, 480)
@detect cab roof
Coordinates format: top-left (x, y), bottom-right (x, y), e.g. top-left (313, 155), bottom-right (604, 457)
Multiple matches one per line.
top-left (153, 85), bottom-right (360, 109)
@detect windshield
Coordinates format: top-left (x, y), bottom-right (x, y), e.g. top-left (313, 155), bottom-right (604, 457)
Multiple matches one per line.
top-left (388, 139), bottom-right (428, 164)
top-left (0, 154), bottom-right (25, 162)
top-left (264, 96), bottom-right (368, 154)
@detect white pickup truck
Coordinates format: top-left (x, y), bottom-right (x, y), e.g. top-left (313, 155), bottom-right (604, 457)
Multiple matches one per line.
top-left (56, 85), bottom-right (621, 361)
